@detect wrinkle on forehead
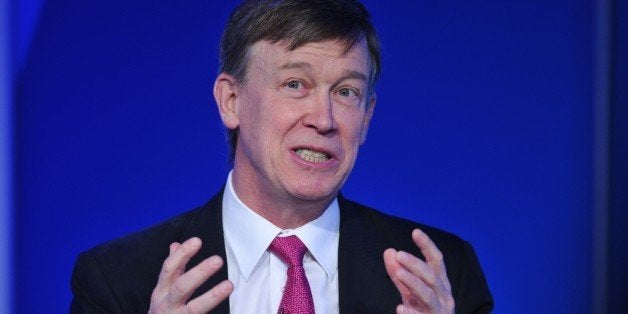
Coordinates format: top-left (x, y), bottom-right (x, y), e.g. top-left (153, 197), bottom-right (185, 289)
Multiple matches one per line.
top-left (249, 40), bottom-right (370, 80)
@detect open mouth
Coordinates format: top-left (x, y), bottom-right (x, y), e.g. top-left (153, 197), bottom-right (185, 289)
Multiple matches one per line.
top-left (295, 148), bottom-right (331, 163)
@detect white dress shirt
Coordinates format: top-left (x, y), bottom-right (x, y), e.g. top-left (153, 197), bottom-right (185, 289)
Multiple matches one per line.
top-left (222, 172), bottom-right (340, 314)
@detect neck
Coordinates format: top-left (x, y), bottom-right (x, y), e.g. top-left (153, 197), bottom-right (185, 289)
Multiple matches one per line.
top-left (231, 173), bottom-right (335, 229)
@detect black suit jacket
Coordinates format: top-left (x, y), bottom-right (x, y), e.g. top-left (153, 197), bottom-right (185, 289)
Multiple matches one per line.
top-left (70, 192), bottom-right (493, 313)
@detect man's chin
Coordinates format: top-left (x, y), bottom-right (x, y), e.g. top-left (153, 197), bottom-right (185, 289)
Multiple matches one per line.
top-left (279, 173), bottom-right (346, 204)
top-left (288, 186), bottom-right (339, 203)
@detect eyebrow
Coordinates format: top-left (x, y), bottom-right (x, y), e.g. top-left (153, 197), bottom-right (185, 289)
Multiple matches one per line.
top-left (279, 61), bottom-right (312, 71)
top-left (278, 62), bottom-right (368, 82)
top-left (341, 70), bottom-right (368, 83)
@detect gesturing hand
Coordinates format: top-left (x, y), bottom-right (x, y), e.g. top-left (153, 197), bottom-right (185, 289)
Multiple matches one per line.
top-left (383, 229), bottom-right (455, 314)
top-left (149, 237), bottom-right (233, 314)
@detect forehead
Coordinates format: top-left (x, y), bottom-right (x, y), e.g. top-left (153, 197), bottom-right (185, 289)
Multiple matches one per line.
top-left (247, 39), bottom-right (371, 76)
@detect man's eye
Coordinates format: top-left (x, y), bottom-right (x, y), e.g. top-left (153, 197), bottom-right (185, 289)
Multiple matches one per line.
top-left (280, 79), bottom-right (308, 98)
top-left (286, 80), bottom-right (303, 89)
top-left (337, 88), bottom-right (358, 98)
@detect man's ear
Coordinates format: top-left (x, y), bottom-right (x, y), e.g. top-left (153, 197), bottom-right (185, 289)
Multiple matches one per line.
top-left (360, 92), bottom-right (376, 145)
top-left (213, 73), bottom-right (240, 129)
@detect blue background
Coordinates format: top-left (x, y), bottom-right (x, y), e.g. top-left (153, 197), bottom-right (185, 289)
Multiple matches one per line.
top-left (2, 0), bottom-right (626, 313)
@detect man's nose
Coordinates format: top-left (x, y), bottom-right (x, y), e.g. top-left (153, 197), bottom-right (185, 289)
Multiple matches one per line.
top-left (302, 93), bottom-right (336, 133)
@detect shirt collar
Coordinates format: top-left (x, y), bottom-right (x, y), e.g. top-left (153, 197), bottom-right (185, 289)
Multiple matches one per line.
top-left (222, 171), bottom-right (339, 282)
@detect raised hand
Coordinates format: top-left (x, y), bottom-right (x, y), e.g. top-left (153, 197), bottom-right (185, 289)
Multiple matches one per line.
top-left (149, 237), bottom-right (233, 314)
top-left (383, 229), bottom-right (455, 314)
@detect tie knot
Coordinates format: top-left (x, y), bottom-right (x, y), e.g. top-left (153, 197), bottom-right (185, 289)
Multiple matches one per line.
top-left (268, 235), bottom-right (307, 267)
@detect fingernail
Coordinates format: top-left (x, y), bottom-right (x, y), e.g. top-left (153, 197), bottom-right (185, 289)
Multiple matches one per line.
top-left (208, 256), bottom-right (221, 267)
top-left (189, 237), bottom-right (201, 247)
top-left (396, 250), bottom-right (410, 262)
top-left (414, 229), bottom-right (425, 239)
top-left (221, 281), bottom-right (232, 293)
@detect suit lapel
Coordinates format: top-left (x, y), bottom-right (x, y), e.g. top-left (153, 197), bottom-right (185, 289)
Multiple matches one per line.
top-left (337, 196), bottom-right (402, 313)
top-left (181, 190), bottom-right (230, 314)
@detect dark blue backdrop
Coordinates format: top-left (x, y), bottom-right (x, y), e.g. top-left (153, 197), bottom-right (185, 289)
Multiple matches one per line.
top-left (12, 0), bottom-right (624, 313)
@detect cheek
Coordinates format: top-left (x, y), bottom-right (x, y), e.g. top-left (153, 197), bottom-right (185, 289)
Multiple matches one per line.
top-left (239, 91), bottom-right (271, 134)
top-left (340, 114), bottom-right (368, 144)
top-left (264, 99), bottom-right (303, 136)
top-left (254, 99), bottom-right (291, 148)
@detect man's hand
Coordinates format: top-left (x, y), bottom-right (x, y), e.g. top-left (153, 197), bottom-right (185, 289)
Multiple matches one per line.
top-left (149, 237), bottom-right (233, 314)
top-left (383, 229), bottom-right (455, 314)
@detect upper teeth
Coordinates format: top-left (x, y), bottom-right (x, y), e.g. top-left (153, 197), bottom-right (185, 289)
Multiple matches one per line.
top-left (296, 149), bottom-right (330, 162)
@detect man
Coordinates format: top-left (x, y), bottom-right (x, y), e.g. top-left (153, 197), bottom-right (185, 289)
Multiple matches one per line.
top-left (70, 1), bottom-right (493, 313)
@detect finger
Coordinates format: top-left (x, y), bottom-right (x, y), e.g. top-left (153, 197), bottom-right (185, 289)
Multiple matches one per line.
top-left (384, 249), bottom-right (412, 299)
top-left (396, 304), bottom-right (404, 314)
top-left (396, 303), bottom-right (426, 314)
top-left (397, 265), bottom-right (455, 313)
top-left (186, 280), bottom-right (234, 313)
top-left (156, 241), bottom-right (182, 300)
top-left (166, 255), bottom-right (226, 304)
top-left (396, 267), bottom-right (438, 311)
top-left (412, 229), bottom-right (453, 303)
top-left (169, 242), bottom-right (181, 254)
top-left (396, 250), bottom-right (440, 290)
top-left (396, 250), bottom-right (454, 312)
top-left (412, 229), bottom-right (444, 270)
top-left (412, 229), bottom-right (451, 290)
top-left (396, 304), bottom-right (421, 314)
top-left (154, 238), bottom-right (203, 301)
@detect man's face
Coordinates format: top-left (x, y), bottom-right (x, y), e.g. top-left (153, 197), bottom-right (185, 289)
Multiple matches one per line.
top-left (218, 38), bottom-right (375, 210)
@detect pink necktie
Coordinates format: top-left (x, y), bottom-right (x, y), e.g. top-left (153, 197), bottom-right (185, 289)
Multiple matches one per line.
top-left (268, 235), bottom-right (315, 314)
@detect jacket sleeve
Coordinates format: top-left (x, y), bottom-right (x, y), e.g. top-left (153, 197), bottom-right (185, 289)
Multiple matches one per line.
top-left (453, 241), bottom-right (494, 314)
top-left (70, 252), bottom-right (124, 314)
